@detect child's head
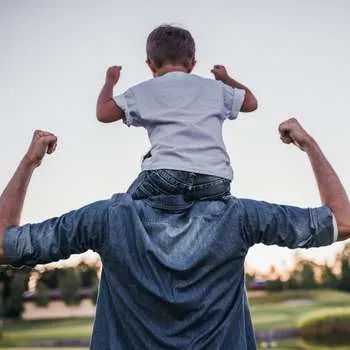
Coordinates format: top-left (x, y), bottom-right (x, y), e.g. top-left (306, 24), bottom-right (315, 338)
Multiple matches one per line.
top-left (146, 25), bottom-right (196, 75)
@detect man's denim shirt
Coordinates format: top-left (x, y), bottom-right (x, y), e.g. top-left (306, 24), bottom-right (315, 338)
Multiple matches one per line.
top-left (4, 194), bottom-right (335, 349)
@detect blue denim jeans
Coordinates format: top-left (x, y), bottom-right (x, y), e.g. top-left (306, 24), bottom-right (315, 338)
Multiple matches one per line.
top-left (127, 169), bottom-right (231, 201)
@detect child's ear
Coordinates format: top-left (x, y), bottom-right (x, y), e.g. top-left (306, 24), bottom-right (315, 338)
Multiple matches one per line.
top-left (146, 59), bottom-right (157, 76)
top-left (187, 59), bottom-right (196, 73)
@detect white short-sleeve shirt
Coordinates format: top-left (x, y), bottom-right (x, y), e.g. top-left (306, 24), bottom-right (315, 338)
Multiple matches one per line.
top-left (114, 72), bottom-right (245, 180)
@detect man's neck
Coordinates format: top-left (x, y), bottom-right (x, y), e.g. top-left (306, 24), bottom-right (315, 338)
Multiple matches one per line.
top-left (155, 64), bottom-right (188, 77)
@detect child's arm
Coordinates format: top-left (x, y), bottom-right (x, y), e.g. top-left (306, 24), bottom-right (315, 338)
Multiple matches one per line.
top-left (211, 65), bottom-right (258, 113)
top-left (96, 66), bottom-right (125, 123)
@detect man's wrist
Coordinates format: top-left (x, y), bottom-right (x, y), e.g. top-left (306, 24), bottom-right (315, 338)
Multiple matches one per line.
top-left (304, 137), bottom-right (319, 154)
top-left (22, 154), bottom-right (41, 170)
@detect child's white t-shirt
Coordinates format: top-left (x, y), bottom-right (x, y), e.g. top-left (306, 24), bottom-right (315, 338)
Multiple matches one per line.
top-left (114, 72), bottom-right (245, 180)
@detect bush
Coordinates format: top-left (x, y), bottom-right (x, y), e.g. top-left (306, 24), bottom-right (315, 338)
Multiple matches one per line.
top-left (298, 307), bottom-right (350, 345)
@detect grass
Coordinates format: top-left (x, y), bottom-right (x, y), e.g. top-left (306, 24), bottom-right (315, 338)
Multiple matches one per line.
top-left (0, 318), bottom-right (93, 347)
top-left (249, 289), bottom-right (350, 331)
top-left (257, 338), bottom-right (350, 349)
top-left (0, 289), bottom-right (349, 348)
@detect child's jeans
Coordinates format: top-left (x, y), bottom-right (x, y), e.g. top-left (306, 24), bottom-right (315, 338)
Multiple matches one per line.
top-left (127, 169), bottom-right (231, 201)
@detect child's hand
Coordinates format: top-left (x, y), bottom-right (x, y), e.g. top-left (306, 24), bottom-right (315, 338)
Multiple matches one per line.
top-left (105, 66), bottom-right (122, 85)
top-left (211, 65), bottom-right (230, 82)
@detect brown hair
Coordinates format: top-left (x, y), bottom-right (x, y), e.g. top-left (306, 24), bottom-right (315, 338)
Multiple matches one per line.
top-left (146, 25), bottom-right (196, 69)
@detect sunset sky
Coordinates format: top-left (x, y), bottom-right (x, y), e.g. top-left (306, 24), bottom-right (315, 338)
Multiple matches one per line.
top-left (1, 0), bottom-right (350, 273)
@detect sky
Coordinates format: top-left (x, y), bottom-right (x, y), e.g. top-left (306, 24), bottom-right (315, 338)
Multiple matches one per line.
top-left (1, 0), bottom-right (350, 273)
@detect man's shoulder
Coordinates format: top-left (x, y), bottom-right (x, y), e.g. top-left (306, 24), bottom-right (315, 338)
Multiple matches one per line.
top-left (111, 194), bottom-right (242, 215)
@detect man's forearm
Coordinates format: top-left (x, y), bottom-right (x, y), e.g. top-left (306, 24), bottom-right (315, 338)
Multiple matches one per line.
top-left (306, 139), bottom-right (350, 240)
top-left (0, 156), bottom-right (36, 257)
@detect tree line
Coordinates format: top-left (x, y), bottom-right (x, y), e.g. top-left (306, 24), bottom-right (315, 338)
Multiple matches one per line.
top-left (1, 243), bottom-right (350, 319)
top-left (0, 262), bottom-right (99, 319)
top-left (246, 243), bottom-right (350, 292)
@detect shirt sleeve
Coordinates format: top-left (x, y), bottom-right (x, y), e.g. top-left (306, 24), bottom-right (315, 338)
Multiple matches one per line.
top-left (113, 88), bottom-right (142, 127)
top-left (239, 199), bottom-right (336, 249)
top-left (3, 200), bottom-right (110, 267)
top-left (223, 84), bottom-right (246, 120)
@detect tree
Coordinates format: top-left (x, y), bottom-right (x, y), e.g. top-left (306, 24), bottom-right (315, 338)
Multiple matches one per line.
top-left (338, 244), bottom-right (350, 292)
top-left (78, 263), bottom-right (98, 288)
top-left (3, 271), bottom-right (28, 318)
top-left (91, 283), bottom-right (99, 305)
top-left (299, 262), bottom-right (317, 289)
top-left (39, 268), bottom-right (60, 289)
top-left (284, 274), bottom-right (300, 290)
top-left (321, 265), bottom-right (339, 289)
top-left (35, 280), bottom-right (49, 307)
top-left (245, 272), bottom-right (255, 290)
top-left (0, 267), bottom-right (29, 319)
top-left (266, 278), bottom-right (283, 292)
top-left (58, 268), bottom-right (82, 306)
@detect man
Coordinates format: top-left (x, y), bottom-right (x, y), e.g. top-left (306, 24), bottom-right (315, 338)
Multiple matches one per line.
top-left (0, 119), bottom-right (349, 349)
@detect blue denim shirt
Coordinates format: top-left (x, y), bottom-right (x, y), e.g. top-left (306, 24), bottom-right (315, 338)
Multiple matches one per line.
top-left (4, 194), bottom-right (335, 350)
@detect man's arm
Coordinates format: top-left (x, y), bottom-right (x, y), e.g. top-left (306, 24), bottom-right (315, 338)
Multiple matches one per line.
top-left (0, 131), bottom-right (57, 262)
top-left (96, 65), bottom-right (125, 123)
top-left (211, 65), bottom-right (258, 112)
top-left (279, 118), bottom-right (350, 241)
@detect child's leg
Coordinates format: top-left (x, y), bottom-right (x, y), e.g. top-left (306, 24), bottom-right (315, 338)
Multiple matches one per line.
top-left (127, 170), bottom-right (188, 199)
top-left (127, 171), bottom-right (148, 198)
top-left (128, 170), bottom-right (230, 200)
top-left (184, 173), bottom-right (231, 201)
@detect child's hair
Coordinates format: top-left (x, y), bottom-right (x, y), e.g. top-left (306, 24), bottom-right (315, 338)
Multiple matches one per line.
top-left (146, 25), bottom-right (196, 69)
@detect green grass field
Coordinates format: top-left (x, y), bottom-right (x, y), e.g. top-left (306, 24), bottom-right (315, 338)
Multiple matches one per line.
top-left (249, 289), bottom-right (350, 331)
top-left (0, 289), bottom-right (349, 348)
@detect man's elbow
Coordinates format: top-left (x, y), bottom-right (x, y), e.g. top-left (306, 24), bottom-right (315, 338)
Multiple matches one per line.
top-left (336, 222), bottom-right (350, 241)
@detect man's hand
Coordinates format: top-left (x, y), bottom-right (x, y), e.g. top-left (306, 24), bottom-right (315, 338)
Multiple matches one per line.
top-left (211, 65), bottom-right (230, 83)
top-left (24, 130), bottom-right (57, 167)
top-left (278, 118), bottom-right (315, 151)
top-left (105, 66), bottom-right (122, 85)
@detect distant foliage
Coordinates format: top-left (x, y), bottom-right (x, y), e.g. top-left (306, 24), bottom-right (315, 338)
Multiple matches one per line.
top-left (253, 244), bottom-right (350, 293)
top-left (338, 244), bottom-right (350, 293)
top-left (79, 263), bottom-right (98, 288)
top-left (266, 278), bottom-right (283, 292)
top-left (91, 283), bottom-right (99, 305)
top-left (0, 267), bottom-right (29, 319)
top-left (299, 262), bottom-right (316, 289)
top-left (58, 268), bottom-right (82, 306)
top-left (298, 307), bottom-right (350, 346)
top-left (35, 280), bottom-right (49, 307)
top-left (321, 265), bottom-right (339, 289)
top-left (39, 268), bottom-right (60, 289)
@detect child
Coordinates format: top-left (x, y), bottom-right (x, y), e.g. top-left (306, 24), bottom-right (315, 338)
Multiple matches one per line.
top-left (96, 25), bottom-right (258, 201)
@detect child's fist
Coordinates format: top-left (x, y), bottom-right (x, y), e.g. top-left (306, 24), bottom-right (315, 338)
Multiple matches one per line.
top-left (211, 65), bottom-right (229, 82)
top-left (106, 66), bottom-right (122, 85)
